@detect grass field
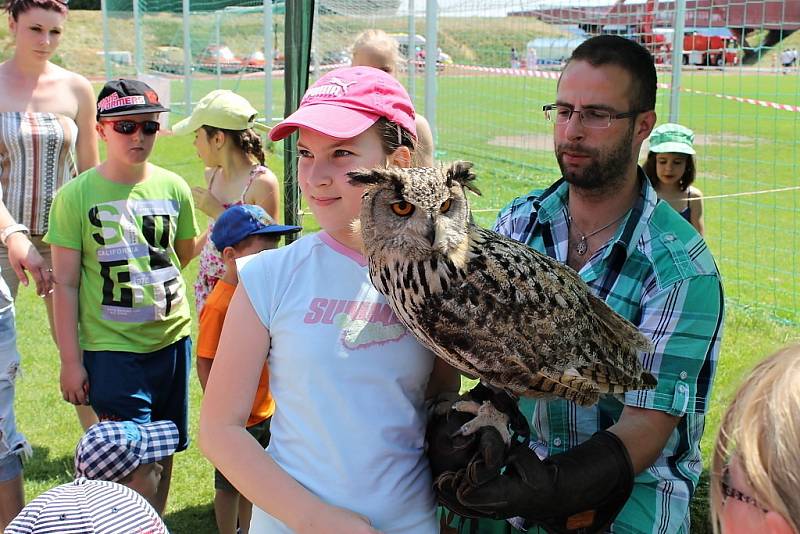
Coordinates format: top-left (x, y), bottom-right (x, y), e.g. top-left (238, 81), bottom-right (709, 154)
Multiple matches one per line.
top-left (8, 11), bottom-right (800, 532)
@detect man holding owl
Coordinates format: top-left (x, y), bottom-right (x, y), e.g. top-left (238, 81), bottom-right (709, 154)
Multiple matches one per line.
top-left (436, 35), bottom-right (724, 533)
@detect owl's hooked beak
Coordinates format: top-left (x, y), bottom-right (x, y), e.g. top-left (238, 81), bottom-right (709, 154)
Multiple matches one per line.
top-left (428, 212), bottom-right (451, 253)
top-left (425, 224), bottom-right (436, 247)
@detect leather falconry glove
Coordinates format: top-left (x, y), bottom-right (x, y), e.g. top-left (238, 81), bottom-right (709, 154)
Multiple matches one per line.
top-left (436, 428), bottom-right (634, 534)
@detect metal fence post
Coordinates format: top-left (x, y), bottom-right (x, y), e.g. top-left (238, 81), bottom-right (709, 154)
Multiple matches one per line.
top-left (407, 0), bottom-right (415, 100)
top-left (669, 0), bottom-right (687, 122)
top-left (182, 0), bottom-right (192, 116)
top-left (425, 0), bottom-right (437, 143)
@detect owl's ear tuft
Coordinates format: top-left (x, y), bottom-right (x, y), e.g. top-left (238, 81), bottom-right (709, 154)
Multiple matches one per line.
top-left (347, 168), bottom-right (390, 186)
top-left (446, 161), bottom-right (481, 196)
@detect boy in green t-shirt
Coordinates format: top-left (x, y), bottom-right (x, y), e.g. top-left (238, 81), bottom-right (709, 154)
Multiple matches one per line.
top-left (44, 79), bottom-right (200, 516)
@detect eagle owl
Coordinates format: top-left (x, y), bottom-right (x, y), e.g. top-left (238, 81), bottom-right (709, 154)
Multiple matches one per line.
top-left (348, 161), bottom-right (656, 409)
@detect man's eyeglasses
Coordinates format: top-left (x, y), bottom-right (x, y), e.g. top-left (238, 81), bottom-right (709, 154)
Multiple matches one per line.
top-left (542, 104), bottom-right (642, 129)
top-left (101, 120), bottom-right (161, 136)
top-left (720, 465), bottom-right (769, 513)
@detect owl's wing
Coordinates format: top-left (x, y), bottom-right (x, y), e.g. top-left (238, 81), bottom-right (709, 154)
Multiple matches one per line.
top-left (413, 226), bottom-right (653, 404)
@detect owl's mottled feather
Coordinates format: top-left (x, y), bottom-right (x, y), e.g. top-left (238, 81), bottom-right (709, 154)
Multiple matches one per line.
top-left (348, 161), bottom-right (656, 407)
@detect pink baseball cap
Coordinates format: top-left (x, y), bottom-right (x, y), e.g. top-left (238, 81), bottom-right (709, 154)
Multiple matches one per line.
top-left (269, 66), bottom-right (417, 142)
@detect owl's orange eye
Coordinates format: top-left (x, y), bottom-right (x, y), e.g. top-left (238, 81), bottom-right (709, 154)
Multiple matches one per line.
top-left (391, 201), bottom-right (415, 217)
top-left (440, 198), bottom-right (452, 213)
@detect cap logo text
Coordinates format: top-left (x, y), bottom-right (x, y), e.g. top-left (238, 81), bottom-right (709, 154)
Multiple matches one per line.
top-left (305, 77), bottom-right (357, 100)
top-left (98, 92), bottom-right (147, 112)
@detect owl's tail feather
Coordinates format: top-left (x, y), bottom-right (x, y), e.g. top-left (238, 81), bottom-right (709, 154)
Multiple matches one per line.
top-left (588, 294), bottom-right (652, 352)
top-left (526, 370), bottom-right (600, 407)
top-left (581, 363), bottom-right (657, 391)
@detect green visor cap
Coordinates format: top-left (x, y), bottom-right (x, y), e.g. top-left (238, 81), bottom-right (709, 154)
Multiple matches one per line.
top-left (171, 89), bottom-right (270, 135)
top-left (648, 123), bottom-right (696, 155)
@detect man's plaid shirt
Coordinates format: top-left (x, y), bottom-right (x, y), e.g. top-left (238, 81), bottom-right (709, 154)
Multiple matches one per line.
top-left (494, 171), bottom-right (724, 534)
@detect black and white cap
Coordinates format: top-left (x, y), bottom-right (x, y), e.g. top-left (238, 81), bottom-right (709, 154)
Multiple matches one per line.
top-left (96, 79), bottom-right (170, 119)
top-left (5, 478), bottom-right (168, 533)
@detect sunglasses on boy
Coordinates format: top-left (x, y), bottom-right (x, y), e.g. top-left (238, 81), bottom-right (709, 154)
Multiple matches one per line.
top-left (101, 119), bottom-right (161, 136)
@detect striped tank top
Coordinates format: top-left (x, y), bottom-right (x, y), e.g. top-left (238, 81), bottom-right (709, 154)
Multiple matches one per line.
top-left (0, 112), bottom-right (78, 235)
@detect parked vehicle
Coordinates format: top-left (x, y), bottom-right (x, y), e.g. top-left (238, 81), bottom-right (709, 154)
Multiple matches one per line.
top-left (388, 32), bottom-right (426, 58)
top-left (243, 50), bottom-right (265, 71)
top-left (149, 46), bottom-right (187, 74)
top-left (242, 49), bottom-right (286, 71)
top-left (682, 29), bottom-right (739, 66)
top-left (196, 45), bottom-right (244, 74)
top-left (322, 49), bottom-right (351, 66)
top-left (526, 37), bottom-right (587, 65)
top-left (642, 28), bottom-right (740, 66)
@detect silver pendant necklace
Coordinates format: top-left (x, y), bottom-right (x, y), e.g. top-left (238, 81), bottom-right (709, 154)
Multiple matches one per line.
top-left (568, 211), bottom-right (625, 256)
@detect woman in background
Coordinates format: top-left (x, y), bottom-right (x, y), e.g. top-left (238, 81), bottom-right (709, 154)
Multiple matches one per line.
top-left (0, 0), bottom-right (100, 430)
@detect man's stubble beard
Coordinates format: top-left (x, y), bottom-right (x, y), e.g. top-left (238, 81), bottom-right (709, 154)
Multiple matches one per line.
top-left (556, 123), bottom-right (635, 197)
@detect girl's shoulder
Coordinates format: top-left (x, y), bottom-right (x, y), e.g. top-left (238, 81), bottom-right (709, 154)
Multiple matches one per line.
top-left (48, 63), bottom-right (90, 87)
top-left (687, 185), bottom-right (704, 199)
top-left (245, 166), bottom-right (280, 209)
top-left (251, 165), bottom-right (279, 185)
top-left (239, 233), bottom-right (316, 275)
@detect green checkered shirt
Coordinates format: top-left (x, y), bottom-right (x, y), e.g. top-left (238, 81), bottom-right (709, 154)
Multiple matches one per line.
top-left (448, 171), bottom-right (724, 534)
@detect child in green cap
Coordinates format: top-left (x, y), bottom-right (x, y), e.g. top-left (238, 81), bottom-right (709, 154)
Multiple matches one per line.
top-left (645, 123), bottom-right (705, 236)
top-left (171, 90), bottom-right (280, 312)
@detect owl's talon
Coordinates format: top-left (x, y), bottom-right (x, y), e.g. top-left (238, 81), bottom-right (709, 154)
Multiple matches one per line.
top-left (453, 400), bottom-right (512, 444)
top-left (452, 400), bottom-right (481, 415)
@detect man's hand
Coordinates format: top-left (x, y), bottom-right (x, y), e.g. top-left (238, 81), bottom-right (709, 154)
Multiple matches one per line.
top-left (6, 232), bottom-right (52, 297)
top-left (436, 430), bottom-right (635, 534)
top-left (60, 361), bottom-right (90, 406)
top-left (191, 186), bottom-right (225, 218)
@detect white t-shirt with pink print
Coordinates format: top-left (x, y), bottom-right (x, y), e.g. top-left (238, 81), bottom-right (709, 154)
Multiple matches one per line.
top-left (238, 232), bottom-right (438, 534)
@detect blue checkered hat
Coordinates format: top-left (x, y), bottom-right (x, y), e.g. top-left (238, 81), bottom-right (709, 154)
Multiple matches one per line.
top-left (75, 420), bottom-right (179, 482)
top-left (5, 478), bottom-right (168, 534)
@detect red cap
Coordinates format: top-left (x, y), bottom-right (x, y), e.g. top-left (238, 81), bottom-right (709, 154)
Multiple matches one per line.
top-left (269, 66), bottom-right (417, 142)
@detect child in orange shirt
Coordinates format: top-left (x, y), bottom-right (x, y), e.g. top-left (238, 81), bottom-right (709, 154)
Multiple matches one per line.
top-left (196, 204), bottom-right (300, 534)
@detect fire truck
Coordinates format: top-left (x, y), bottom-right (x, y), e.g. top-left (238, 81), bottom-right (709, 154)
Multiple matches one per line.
top-left (682, 30), bottom-right (739, 65)
top-left (636, 0), bottom-right (740, 66)
top-left (645, 28), bottom-right (740, 66)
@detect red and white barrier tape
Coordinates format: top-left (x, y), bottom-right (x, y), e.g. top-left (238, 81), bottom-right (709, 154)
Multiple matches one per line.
top-left (446, 63), bottom-right (800, 113)
top-left (447, 63), bottom-right (561, 80)
top-left (657, 82), bottom-right (800, 113)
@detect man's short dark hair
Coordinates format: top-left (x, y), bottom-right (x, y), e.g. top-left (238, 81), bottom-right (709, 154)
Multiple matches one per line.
top-left (567, 35), bottom-right (657, 112)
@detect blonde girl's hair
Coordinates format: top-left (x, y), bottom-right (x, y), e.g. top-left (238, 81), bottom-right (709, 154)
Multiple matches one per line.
top-left (710, 343), bottom-right (800, 534)
top-left (351, 29), bottom-right (401, 71)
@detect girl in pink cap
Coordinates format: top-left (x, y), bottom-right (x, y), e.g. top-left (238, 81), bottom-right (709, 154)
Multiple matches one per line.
top-left (200, 66), bottom-right (459, 534)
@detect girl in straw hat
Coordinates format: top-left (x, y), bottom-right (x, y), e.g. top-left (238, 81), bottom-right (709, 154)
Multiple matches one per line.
top-left (172, 90), bottom-right (280, 312)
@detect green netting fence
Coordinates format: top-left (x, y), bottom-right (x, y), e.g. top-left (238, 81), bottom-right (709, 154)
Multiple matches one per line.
top-left (102, 0), bottom-right (800, 324)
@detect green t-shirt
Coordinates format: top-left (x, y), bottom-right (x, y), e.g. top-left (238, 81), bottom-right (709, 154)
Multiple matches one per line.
top-left (45, 166), bottom-right (200, 353)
